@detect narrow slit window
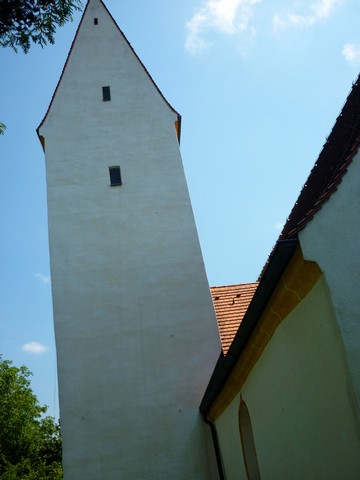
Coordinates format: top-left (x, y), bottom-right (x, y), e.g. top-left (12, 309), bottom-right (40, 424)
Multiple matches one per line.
top-left (109, 166), bottom-right (122, 186)
top-left (94, 18), bottom-right (98, 25)
top-left (102, 86), bottom-right (111, 102)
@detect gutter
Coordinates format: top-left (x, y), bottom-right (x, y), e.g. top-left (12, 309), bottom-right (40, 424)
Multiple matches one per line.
top-left (200, 238), bottom-right (298, 418)
top-left (203, 416), bottom-right (225, 480)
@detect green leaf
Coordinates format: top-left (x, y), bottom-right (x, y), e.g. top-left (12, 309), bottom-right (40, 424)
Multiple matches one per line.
top-left (0, 356), bottom-right (63, 479)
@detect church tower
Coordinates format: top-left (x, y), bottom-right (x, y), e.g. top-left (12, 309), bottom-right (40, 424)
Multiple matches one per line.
top-left (38, 0), bottom-right (221, 478)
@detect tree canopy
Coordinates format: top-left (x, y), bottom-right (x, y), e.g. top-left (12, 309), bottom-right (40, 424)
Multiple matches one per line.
top-left (0, 356), bottom-right (63, 479)
top-left (0, 0), bottom-right (83, 53)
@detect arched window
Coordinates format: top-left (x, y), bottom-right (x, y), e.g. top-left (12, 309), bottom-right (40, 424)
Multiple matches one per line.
top-left (238, 399), bottom-right (261, 480)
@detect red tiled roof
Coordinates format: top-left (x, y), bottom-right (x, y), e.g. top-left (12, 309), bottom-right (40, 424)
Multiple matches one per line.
top-left (210, 283), bottom-right (258, 355)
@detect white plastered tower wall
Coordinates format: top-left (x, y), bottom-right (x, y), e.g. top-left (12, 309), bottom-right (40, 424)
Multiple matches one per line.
top-left (38, 1), bottom-right (221, 478)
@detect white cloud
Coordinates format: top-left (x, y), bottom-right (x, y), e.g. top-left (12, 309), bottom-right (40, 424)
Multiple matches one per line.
top-left (186, 12), bottom-right (210, 53)
top-left (275, 222), bottom-right (284, 231)
top-left (185, 0), bottom-right (261, 54)
top-left (35, 273), bottom-right (50, 285)
top-left (273, 0), bottom-right (341, 31)
top-left (272, 14), bottom-right (285, 32)
top-left (342, 43), bottom-right (360, 65)
top-left (311, 0), bottom-right (339, 19)
top-left (22, 341), bottom-right (50, 354)
top-left (286, 13), bottom-right (315, 28)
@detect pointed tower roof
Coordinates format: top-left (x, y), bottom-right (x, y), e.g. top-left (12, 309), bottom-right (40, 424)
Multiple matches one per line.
top-left (37, 0), bottom-right (181, 148)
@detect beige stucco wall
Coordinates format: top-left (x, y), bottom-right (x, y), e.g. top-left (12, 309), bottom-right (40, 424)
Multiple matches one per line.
top-left (215, 277), bottom-right (360, 479)
top-left (300, 151), bottom-right (360, 414)
top-left (39, 1), bottom-right (220, 478)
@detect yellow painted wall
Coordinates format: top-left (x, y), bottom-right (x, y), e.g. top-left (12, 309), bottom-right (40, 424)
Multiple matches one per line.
top-left (215, 277), bottom-right (360, 479)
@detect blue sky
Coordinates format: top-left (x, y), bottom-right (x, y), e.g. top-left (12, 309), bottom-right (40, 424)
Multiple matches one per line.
top-left (1, 0), bottom-right (359, 418)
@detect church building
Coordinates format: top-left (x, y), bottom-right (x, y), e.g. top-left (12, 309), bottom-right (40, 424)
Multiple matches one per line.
top-left (202, 75), bottom-right (360, 479)
top-left (38, 0), bottom-right (360, 478)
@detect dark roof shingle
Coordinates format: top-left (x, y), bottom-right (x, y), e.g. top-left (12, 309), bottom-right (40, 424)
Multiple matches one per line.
top-left (281, 74), bottom-right (360, 239)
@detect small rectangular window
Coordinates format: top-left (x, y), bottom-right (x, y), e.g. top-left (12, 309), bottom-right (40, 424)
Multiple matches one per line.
top-left (94, 18), bottom-right (98, 25)
top-left (102, 86), bottom-right (111, 102)
top-left (109, 166), bottom-right (122, 186)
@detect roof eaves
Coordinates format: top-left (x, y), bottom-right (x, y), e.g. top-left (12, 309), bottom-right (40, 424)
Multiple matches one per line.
top-left (200, 238), bottom-right (297, 418)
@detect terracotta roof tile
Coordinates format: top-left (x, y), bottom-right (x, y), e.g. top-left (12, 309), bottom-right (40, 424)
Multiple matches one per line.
top-left (210, 283), bottom-right (258, 355)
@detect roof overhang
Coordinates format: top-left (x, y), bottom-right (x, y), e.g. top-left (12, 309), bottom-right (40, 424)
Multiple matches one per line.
top-left (200, 238), bottom-right (305, 420)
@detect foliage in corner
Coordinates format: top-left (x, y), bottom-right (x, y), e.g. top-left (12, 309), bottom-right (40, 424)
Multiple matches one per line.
top-left (0, 0), bottom-right (83, 53)
top-left (0, 356), bottom-right (63, 479)
top-left (0, 123), bottom-right (6, 135)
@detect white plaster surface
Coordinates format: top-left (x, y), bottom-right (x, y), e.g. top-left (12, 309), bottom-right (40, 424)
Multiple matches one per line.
top-left (39, 1), bottom-right (220, 478)
top-left (215, 278), bottom-right (360, 479)
top-left (300, 152), bottom-right (360, 414)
